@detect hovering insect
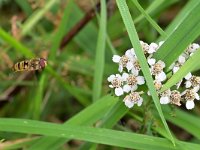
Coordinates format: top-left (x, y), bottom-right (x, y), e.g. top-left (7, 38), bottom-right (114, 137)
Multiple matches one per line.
top-left (13, 58), bottom-right (47, 72)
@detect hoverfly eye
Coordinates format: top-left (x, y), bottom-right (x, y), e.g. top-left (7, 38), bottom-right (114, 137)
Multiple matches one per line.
top-left (39, 58), bottom-right (47, 68)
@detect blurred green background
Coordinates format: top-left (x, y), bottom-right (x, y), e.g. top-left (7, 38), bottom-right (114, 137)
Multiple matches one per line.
top-left (1, 0), bottom-right (200, 149)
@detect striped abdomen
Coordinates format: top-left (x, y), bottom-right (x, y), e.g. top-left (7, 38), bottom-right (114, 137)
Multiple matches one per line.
top-left (13, 60), bottom-right (30, 72)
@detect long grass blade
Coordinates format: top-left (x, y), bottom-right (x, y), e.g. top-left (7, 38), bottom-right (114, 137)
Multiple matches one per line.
top-left (92, 0), bottom-right (107, 101)
top-left (154, 1), bottom-right (200, 68)
top-left (21, 0), bottom-right (59, 36)
top-left (1, 118), bottom-right (200, 150)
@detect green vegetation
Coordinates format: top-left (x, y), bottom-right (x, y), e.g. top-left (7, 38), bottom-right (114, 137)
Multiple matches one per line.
top-left (0, 0), bottom-right (200, 149)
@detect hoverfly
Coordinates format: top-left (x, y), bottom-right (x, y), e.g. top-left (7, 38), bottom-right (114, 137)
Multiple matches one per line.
top-left (13, 58), bottom-right (47, 72)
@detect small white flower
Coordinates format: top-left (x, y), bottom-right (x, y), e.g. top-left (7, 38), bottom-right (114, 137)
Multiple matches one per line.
top-left (148, 59), bottom-right (166, 82)
top-left (148, 43), bottom-right (158, 54)
top-left (182, 89), bottom-right (200, 101)
top-left (122, 73), bottom-right (145, 93)
top-left (170, 90), bottom-right (181, 106)
top-left (107, 74), bottom-right (126, 96)
top-left (172, 65), bottom-right (180, 74)
top-left (186, 43), bottom-right (199, 54)
top-left (159, 89), bottom-right (171, 104)
top-left (130, 60), bottom-right (141, 75)
top-left (182, 89), bottom-right (200, 109)
top-left (154, 80), bottom-right (162, 91)
top-left (112, 49), bottom-right (136, 72)
top-left (140, 41), bottom-right (149, 54)
top-left (123, 92), bottom-right (143, 108)
top-left (185, 75), bottom-right (200, 91)
top-left (178, 55), bottom-right (186, 64)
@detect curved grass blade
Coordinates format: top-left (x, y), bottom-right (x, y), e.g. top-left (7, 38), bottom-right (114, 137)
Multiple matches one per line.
top-left (154, 1), bottom-right (200, 68)
top-left (1, 118), bottom-right (200, 150)
top-left (163, 106), bottom-right (200, 139)
top-left (15, 0), bottom-right (33, 16)
top-left (0, 28), bottom-right (34, 58)
top-left (92, 0), bottom-right (107, 101)
top-left (134, 0), bottom-right (165, 24)
top-left (28, 95), bottom-right (118, 150)
top-left (131, 0), bottom-right (167, 38)
top-left (21, 0), bottom-right (59, 36)
top-left (31, 73), bottom-right (46, 120)
top-left (49, 0), bottom-right (73, 61)
top-left (158, 0), bottom-right (200, 41)
top-left (116, 0), bottom-right (175, 145)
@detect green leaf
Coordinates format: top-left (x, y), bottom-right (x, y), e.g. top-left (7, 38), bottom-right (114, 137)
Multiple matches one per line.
top-left (92, 0), bottom-right (107, 101)
top-left (0, 27), bottom-right (34, 58)
top-left (131, 0), bottom-right (167, 38)
top-left (31, 73), bottom-right (46, 119)
top-left (154, 1), bottom-right (200, 68)
top-left (15, 0), bottom-right (33, 16)
top-left (134, 0), bottom-right (165, 24)
top-left (28, 95), bottom-right (118, 150)
top-left (49, 0), bottom-right (73, 61)
top-left (158, 0), bottom-right (200, 41)
top-left (21, 0), bottom-right (59, 36)
top-left (163, 107), bottom-right (200, 139)
top-left (116, 0), bottom-right (175, 145)
top-left (1, 118), bottom-right (199, 150)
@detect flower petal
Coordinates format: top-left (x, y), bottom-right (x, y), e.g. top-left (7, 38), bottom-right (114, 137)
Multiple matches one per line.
top-left (107, 75), bottom-right (115, 82)
top-left (194, 92), bottom-right (200, 100)
top-left (160, 96), bottom-right (170, 104)
top-left (158, 60), bottom-right (165, 68)
top-left (124, 99), bottom-right (134, 108)
top-left (149, 43), bottom-right (158, 54)
top-left (156, 72), bottom-right (166, 82)
top-left (122, 73), bottom-right (129, 81)
top-left (125, 49), bottom-right (134, 58)
top-left (112, 55), bottom-right (121, 63)
top-left (123, 85), bottom-right (131, 93)
top-left (137, 98), bottom-right (143, 106)
top-left (173, 66), bottom-right (179, 74)
top-left (126, 61), bottom-right (133, 71)
top-left (118, 65), bottom-right (123, 72)
top-left (131, 85), bottom-right (138, 92)
top-left (185, 81), bottom-right (192, 88)
top-left (116, 74), bottom-right (121, 78)
top-left (186, 100), bottom-right (195, 109)
top-left (109, 85), bottom-right (113, 88)
top-left (115, 87), bottom-right (124, 96)
top-left (136, 76), bottom-right (145, 85)
top-left (185, 73), bottom-right (192, 80)
top-left (148, 58), bottom-right (156, 66)
top-left (178, 55), bottom-right (186, 64)
top-left (193, 86), bottom-right (200, 92)
top-left (131, 68), bottom-right (139, 76)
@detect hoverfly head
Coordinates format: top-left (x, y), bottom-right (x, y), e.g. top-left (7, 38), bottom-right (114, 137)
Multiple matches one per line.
top-left (39, 58), bottom-right (47, 69)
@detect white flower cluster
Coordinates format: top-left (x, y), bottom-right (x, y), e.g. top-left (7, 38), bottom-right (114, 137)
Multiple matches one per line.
top-left (108, 41), bottom-right (200, 110)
